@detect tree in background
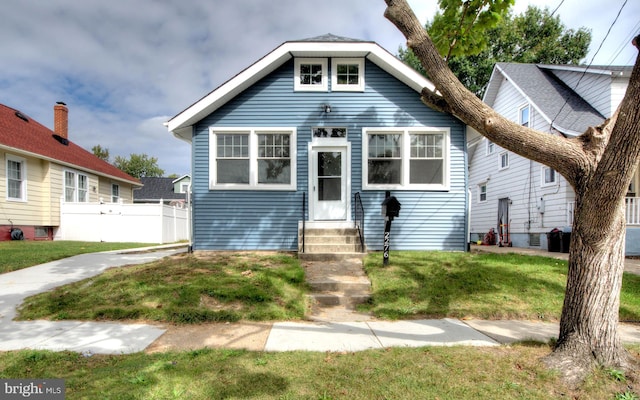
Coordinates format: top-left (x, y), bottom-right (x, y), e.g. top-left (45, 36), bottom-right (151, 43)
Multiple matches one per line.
top-left (385, 0), bottom-right (639, 385)
top-left (399, 5), bottom-right (591, 97)
top-left (113, 154), bottom-right (164, 179)
top-left (91, 145), bottom-right (110, 162)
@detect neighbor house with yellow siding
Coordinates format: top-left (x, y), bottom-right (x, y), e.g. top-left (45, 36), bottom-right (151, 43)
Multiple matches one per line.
top-left (0, 102), bottom-right (141, 241)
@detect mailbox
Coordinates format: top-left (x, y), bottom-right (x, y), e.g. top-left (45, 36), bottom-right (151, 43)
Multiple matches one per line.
top-left (381, 196), bottom-right (401, 220)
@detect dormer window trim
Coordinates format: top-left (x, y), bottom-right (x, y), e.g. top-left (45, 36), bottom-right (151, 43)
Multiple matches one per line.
top-left (294, 58), bottom-right (328, 92)
top-left (331, 58), bottom-right (365, 92)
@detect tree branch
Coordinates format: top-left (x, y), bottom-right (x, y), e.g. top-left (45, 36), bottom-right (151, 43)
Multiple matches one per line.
top-left (384, 0), bottom-right (589, 187)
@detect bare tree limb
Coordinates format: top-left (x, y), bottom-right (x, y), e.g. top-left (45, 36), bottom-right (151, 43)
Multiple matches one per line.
top-left (384, 0), bottom-right (589, 188)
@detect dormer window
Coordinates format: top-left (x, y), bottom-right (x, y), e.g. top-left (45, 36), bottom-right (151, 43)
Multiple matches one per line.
top-left (294, 58), bottom-right (327, 91)
top-left (332, 58), bottom-right (365, 91)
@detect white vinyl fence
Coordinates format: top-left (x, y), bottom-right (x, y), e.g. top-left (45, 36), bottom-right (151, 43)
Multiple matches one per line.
top-left (56, 202), bottom-right (189, 244)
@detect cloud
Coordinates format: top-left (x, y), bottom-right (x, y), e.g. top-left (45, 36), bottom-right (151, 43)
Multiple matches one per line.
top-left (1, 0), bottom-right (637, 175)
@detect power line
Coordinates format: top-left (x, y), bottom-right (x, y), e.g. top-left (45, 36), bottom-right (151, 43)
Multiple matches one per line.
top-left (586, 0), bottom-right (628, 66)
top-left (550, 0), bottom-right (566, 17)
top-left (550, 0), bottom-right (629, 129)
top-left (608, 19), bottom-right (640, 65)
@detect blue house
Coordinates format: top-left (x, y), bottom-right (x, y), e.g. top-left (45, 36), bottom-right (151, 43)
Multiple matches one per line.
top-left (166, 34), bottom-right (469, 252)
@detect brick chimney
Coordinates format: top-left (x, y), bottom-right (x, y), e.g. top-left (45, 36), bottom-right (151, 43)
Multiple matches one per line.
top-left (54, 102), bottom-right (68, 139)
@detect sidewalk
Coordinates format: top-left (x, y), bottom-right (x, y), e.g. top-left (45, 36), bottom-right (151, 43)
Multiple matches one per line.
top-left (1, 245), bottom-right (639, 355)
top-left (0, 246), bottom-right (183, 354)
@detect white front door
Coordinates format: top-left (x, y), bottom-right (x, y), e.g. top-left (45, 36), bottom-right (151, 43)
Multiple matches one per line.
top-left (311, 146), bottom-right (349, 220)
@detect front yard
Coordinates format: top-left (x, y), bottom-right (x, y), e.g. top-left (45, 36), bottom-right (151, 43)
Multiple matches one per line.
top-left (13, 250), bottom-right (640, 324)
top-left (2, 244), bottom-right (640, 399)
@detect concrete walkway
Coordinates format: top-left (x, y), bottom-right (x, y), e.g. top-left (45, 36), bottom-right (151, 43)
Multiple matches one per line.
top-left (0, 246), bottom-right (183, 354)
top-left (1, 245), bottom-right (639, 355)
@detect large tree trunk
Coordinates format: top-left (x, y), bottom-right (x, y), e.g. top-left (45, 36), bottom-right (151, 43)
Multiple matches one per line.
top-left (384, 0), bottom-right (640, 385)
top-left (545, 194), bottom-right (630, 385)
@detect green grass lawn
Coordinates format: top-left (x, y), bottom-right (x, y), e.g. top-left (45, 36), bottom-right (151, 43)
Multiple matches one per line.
top-left (0, 241), bottom-right (156, 274)
top-left (1, 345), bottom-right (638, 399)
top-left (3, 247), bottom-right (640, 398)
top-left (15, 250), bottom-right (640, 325)
top-left (17, 252), bottom-right (308, 323)
top-left (361, 251), bottom-right (640, 322)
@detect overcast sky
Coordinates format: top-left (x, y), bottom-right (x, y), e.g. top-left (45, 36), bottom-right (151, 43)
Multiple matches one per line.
top-left (2, 0), bottom-right (638, 176)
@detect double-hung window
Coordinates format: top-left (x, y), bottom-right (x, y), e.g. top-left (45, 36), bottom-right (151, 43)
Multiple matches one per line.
top-left (64, 170), bottom-right (89, 202)
top-left (499, 151), bottom-right (509, 170)
top-left (479, 183), bottom-right (487, 202)
top-left (519, 104), bottom-right (530, 127)
top-left (6, 155), bottom-right (26, 201)
top-left (111, 184), bottom-right (120, 203)
top-left (486, 140), bottom-right (495, 155)
top-left (363, 127), bottom-right (449, 190)
top-left (210, 128), bottom-right (296, 190)
top-left (542, 166), bottom-right (557, 186)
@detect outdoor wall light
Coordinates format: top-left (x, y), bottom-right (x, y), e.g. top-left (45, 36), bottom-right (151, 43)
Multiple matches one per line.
top-left (323, 104), bottom-right (332, 113)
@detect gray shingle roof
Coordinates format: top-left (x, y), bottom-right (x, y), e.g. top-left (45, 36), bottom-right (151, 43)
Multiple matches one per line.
top-left (493, 63), bottom-right (605, 134)
top-left (133, 177), bottom-right (185, 201)
top-left (294, 33), bottom-right (365, 42)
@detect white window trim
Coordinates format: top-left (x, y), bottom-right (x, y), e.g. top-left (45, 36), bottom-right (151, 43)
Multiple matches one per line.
top-left (111, 183), bottom-right (120, 203)
top-left (294, 58), bottom-right (328, 92)
top-left (486, 139), bottom-right (495, 155)
top-left (362, 127), bottom-right (450, 191)
top-left (209, 127), bottom-right (297, 191)
top-left (519, 104), bottom-right (530, 127)
top-left (499, 151), bottom-right (509, 170)
top-left (6, 154), bottom-right (27, 202)
top-left (331, 58), bottom-right (365, 92)
top-left (541, 166), bottom-right (557, 187)
top-left (478, 182), bottom-right (487, 203)
top-left (63, 169), bottom-right (89, 203)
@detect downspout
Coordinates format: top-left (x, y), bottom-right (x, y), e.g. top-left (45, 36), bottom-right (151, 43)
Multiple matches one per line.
top-left (187, 183), bottom-right (193, 253)
top-left (467, 188), bottom-right (472, 252)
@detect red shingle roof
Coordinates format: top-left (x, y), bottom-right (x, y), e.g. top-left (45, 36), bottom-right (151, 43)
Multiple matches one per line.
top-left (0, 104), bottom-right (140, 185)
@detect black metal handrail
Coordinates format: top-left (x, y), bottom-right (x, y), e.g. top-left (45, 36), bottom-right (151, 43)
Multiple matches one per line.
top-left (354, 192), bottom-right (365, 252)
top-left (301, 192), bottom-right (306, 253)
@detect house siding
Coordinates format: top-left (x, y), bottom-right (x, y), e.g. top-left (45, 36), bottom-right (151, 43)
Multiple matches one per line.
top-left (551, 70), bottom-right (611, 117)
top-left (191, 59), bottom-right (467, 251)
top-left (469, 80), bottom-right (574, 247)
top-left (1, 152), bottom-right (54, 226)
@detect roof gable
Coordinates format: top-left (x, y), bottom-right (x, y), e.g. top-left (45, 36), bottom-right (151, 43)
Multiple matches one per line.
top-left (0, 104), bottom-right (141, 185)
top-left (134, 177), bottom-right (186, 200)
top-left (484, 63), bottom-right (606, 136)
top-left (166, 34), bottom-right (436, 141)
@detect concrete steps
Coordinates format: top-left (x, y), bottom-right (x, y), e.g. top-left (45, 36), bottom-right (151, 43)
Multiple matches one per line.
top-left (298, 226), bottom-right (366, 261)
top-left (302, 257), bottom-right (374, 322)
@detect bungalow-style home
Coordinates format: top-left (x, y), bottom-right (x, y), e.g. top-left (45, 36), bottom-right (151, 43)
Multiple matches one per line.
top-left (166, 34), bottom-right (469, 252)
top-left (133, 175), bottom-right (190, 207)
top-left (0, 102), bottom-right (141, 241)
top-left (467, 63), bottom-right (636, 252)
